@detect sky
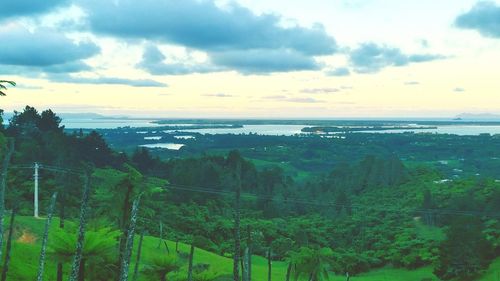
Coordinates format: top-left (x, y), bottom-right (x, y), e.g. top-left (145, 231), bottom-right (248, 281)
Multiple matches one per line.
top-left (1, 0), bottom-right (500, 118)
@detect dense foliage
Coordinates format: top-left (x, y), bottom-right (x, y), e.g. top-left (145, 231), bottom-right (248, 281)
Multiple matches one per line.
top-left (0, 106), bottom-right (498, 280)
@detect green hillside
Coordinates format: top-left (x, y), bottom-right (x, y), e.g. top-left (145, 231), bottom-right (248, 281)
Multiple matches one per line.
top-left (4, 216), bottom-right (499, 281)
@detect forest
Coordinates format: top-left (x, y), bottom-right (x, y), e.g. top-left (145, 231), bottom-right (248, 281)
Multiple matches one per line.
top-left (0, 106), bottom-right (498, 281)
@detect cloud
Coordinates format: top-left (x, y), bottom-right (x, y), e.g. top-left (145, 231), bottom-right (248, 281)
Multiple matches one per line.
top-left (262, 95), bottom-right (287, 100)
top-left (455, 1), bottom-right (500, 38)
top-left (453, 87), bottom-right (465, 92)
top-left (138, 45), bottom-right (218, 75)
top-left (287, 97), bottom-right (325, 103)
top-left (210, 49), bottom-right (320, 74)
top-left (49, 74), bottom-right (167, 87)
top-left (80, 0), bottom-right (336, 73)
top-left (404, 81), bottom-right (420, 85)
top-left (349, 43), bottom-right (444, 73)
top-left (202, 93), bottom-right (234, 97)
top-left (261, 95), bottom-right (324, 103)
top-left (0, 26), bottom-right (99, 72)
top-left (0, 0), bottom-right (70, 21)
top-left (300, 88), bottom-right (340, 94)
top-left (326, 67), bottom-right (350, 76)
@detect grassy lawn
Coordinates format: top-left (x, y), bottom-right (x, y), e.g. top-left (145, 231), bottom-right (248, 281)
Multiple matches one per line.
top-left (3, 216), bottom-right (499, 281)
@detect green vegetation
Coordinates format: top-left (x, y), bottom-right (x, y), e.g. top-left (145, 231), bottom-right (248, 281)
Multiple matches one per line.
top-left (0, 106), bottom-right (498, 280)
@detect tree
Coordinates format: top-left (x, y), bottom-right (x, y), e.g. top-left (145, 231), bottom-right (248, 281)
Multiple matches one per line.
top-left (68, 174), bottom-right (92, 281)
top-left (49, 226), bottom-right (120, 281)
top-left (434, 217), bottom-right (493, 280)
top-left (142, 254), bottom-right (181, 281)
top-left (36, 192), bottom-right (58, 281)
top-left (0, 80), bottom-right (15, 96)
top-left (290, 247), bottom-right (333, 281)
top-left (1, 207), bottom-right (17, 281)
top-left (0, 139), bottom-right (14, 262)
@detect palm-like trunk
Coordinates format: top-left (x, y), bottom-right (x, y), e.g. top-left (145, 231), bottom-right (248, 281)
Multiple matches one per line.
top-left (119, 196), bottom-right (141, 281)
top-left (233, 165), bottom-right (241, 281)
top-left (57, 189), bottom-right (66, 281)
top-left (119, 184), bottom-right (133, 264)
top-left (157, 221), bottom-right (163, 249)
top-left (132, 231), bottom-right (145, 281)
top-left (267, 248), bottom-right (272, 281)
top-left (1, 207), bottom-right (17, 281)
top-left (247, 226), bottom-right (252, 281)
top-left (69, 174), bottom-right (92, 281)
top-left (187, 244), bottom-right (195, 281)
top-left (0, 139), bottom-right (14, 261)
top-left (36, 192), bottom-right (58, 281)
top-left (285, 262), bottom-right (292, 281)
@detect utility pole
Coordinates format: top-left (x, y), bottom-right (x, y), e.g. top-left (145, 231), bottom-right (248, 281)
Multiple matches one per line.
top-left (34, 162), bottom-right (39, 218)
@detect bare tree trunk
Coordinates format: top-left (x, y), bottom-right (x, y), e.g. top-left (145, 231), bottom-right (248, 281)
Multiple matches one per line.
top-left (242, 247), bottom-right (250, 281)
top-left (78, 259), bottom-right (85, 281)
top-left (285, 263), bottom-right (292, 281)
top-left (233, 164), bottom-right (241, 281)
top-left (119, 195), bottom-right (141, 281)
top-left (187, 244), bottom-right (195, 281)
top-left (157, 221), bottom-right (163, 249)
top-left (36, 192), bottom-right (58, 281)
top-left (119, 184), bottom-right (133, 264)
top-left (1, 207), bottom-right (17, 281)
top-left (69, 174), bottom-right (91, 281)
top-left (0, 139), bottom-right (14, 262)
top-left (57, 189), bottom-right (66, 281)
top-left (132, 231), bottom-right (145, 281)
top-left (247, 226), bottom-right (252, 281)
top-left (267, 248), bottom-right (272, 281)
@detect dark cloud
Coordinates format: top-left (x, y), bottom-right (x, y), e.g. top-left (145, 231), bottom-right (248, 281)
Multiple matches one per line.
top-left (349, 43), bottom-right (444, 73)
top-left (202, 93), bottom-right (234, 97)
top-left (326, 67), bottom-right (350, 76)
top-left (455, 1), bottom-right (500, 38)
top-left (300, 88), bottom-right (340, 94)
top-left (82, 0), bottom-right (336, 55)
top-left (0, 27), bottom-right (99, 72)
top-left (80, 0), bottom-right (336, 73)
top-left (0, 0), bottom-right (70, 21)
top-left (138, 45), bottom-right (218, 75)
top-left (210, 49), bottom-right (320, 74)
top-left (49, 74), bottom-right (167, 87)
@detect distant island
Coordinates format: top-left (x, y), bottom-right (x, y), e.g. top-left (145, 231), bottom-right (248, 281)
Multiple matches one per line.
top-left (302, 125), bottom-right (438, 133)
top-left (455, 113), bottom-right (500, 120)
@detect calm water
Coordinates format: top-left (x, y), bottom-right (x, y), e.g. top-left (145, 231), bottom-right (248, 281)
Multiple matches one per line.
top-left (59, 118), bottom-right (500, 136)
top-left (139, 143), bottom-right (185, 150)
top-left (62, 118), bottom-right (160, 129)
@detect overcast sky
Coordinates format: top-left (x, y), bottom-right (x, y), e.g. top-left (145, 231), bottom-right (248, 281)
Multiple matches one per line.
top-left (1, 0), bottom-right (500, 118)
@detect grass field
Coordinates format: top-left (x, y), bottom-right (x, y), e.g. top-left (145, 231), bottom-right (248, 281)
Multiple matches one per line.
top-left (3, 216), bottom-right (500, 281)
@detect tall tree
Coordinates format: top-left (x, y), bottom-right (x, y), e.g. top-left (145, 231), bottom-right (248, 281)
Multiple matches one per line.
top-left (132, 231), bottom-right (145, 281)
top-left (69, 173), bottom-right (92, 281)
top-left (434, 217), bottom-right (493, 280)
top-left (233, 162), bottom-right (242, 281)
top-left (0, 139), bottom-right (14, 261)
top-left (119, 195), bottom-right (142, 281)
top-left (0, 207), bottom-right (17, 281)
top-left (36, 192), bottom-right (58, 281)
top-left (187, 244), bottom-right (195, 281)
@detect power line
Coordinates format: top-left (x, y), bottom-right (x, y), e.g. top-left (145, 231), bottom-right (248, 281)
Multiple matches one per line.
top-left (164, 184), bottom-right (500, 218)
